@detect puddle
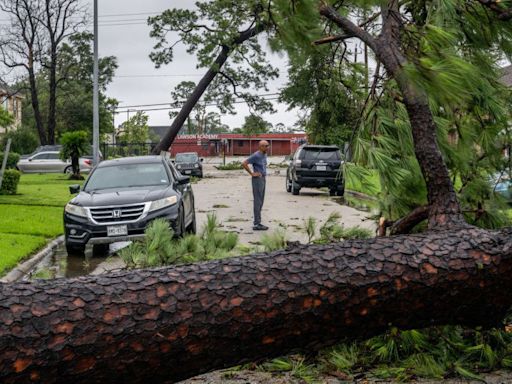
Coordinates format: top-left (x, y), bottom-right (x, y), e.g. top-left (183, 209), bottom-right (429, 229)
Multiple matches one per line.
top-left (27, 241), bottom-right (130, 280)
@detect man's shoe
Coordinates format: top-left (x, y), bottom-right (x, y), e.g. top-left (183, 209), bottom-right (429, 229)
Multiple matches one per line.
top-left (253, 224), bottom-right (269, 231)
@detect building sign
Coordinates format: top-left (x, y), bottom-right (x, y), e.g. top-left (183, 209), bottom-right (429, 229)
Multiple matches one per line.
top-left (178, 134), bottom-right (220, 140)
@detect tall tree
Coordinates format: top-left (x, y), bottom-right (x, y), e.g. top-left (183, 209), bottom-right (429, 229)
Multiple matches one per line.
top-left (0, 0), bottom-right (87, 144)
top-left (0, 0), bottom-right (46, 144)
top-left (276, 0), bottom-right (512, 231)
top-left (241, 113), bottom-right (273, 136)
top-left (148, 0), bottom-right (279, 153)
top-left (21, 32), bottom-right (118, 138)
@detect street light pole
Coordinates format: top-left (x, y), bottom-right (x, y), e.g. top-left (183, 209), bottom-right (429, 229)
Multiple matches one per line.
top-left (92, 0), bottom-right (100, 165)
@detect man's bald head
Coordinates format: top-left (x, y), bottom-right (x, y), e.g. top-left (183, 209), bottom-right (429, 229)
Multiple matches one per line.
top-left (259, 140), bottom-right (269, 154)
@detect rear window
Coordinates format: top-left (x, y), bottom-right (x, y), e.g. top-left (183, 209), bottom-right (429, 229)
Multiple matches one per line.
top-left (301, 148), bottom-right (340, 161)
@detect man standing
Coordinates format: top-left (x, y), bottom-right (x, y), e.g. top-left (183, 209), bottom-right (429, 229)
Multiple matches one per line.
top-left (242, 140), bottom-right (269, 231)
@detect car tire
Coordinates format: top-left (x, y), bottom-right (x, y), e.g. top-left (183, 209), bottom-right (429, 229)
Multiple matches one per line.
top-left (329, 188), bottom-right (336, 197)
top-left (66, 242), bottom-right (85, 256)
top-left (198, 171), bottom-right (203, 178)
top-left (336, 186), bottom-right (345, 197)
top-left (292, 181), bottom-right (301, 196)
top-left (92, 244), bottom-right (109, 257)
top-left (286, 175), bottom-right (292, 193)
top-left (64, 166), bottom-right (73, 174)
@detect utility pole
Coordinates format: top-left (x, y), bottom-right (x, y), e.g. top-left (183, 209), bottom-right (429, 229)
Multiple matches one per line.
top-left (92, 0), bottom-right (100, 165)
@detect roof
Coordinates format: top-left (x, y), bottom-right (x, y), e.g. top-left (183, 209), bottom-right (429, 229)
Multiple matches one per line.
top-left (301, 144), bottom-right (339, 149)
top-left (98, 156), bottom-right (164, 167)
top-left (500, 65), bottom-right (512, 87)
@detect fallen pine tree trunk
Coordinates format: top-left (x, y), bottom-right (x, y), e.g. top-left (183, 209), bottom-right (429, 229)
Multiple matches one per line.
top-left (1, 227), bottom-right (511, 383)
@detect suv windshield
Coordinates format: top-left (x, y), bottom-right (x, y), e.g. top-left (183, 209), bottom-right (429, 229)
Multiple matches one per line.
top-left (175, 153), bottom-right (198, 163)
top-left (85, 163), bottom-right (169, 191)
top-left (302, 148), bottom-right (340, 162)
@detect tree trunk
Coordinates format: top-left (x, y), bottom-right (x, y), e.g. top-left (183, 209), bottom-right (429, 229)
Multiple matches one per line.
top-left (0, 227), bottom-right (511, 384)
top-left (28, 56), bottom-right (46, 146)
top-left (47, 52), bottom-right (57, 145)
top-left (152, 24), bottom-right (265, 154)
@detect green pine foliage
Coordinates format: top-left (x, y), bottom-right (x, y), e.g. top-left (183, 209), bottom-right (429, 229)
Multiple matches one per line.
top-left (274, 0), bottom-right (512, 230)
top-left (258, 325), bottom-right (512, 382)
top-left (119, 214), bottom-right (241, 269)
top-left (301, 212), bottom-right (373, 244)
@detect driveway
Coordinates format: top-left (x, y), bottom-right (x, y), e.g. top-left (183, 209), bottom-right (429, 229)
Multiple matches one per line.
top-left (192, 160), bottom-right (375, 245)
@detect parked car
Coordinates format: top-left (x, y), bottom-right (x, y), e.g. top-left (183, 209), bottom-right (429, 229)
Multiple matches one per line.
top-left (174, 152), bottom-right (203, 177)
top-left (286, 144), bottom-right (345, 196)
top-left (20, 145), bottom-right (103, 160)
top-left (16, 151), bottom-right (93, 174)
top-left (64, 155), bottom-right (196, 255)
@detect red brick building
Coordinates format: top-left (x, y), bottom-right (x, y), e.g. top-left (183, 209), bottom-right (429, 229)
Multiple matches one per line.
top-left (168, 133), bottom-right (307, 157)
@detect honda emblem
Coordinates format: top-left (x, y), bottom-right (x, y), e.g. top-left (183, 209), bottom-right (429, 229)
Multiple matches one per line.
top-left (112, 210), bottom-right (122, 219)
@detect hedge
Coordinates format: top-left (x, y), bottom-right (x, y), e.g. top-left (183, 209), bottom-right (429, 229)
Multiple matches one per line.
top-left (0, 152), bottom-right (20, 169)
top-left (0, 169), bottom-right (21, 195)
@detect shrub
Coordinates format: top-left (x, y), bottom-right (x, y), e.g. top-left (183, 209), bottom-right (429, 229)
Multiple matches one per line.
top-left (0, 169), bottom-right (21, 195)
top-left (1, 128), bottom-right (39, 155)
top-left (0, 151), bottom-right (20, 169)
top-left (216, 161), bottom-right (242, 170)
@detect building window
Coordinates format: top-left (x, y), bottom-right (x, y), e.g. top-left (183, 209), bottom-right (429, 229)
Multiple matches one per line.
top-left (237, 140), bottom-right (244, 147)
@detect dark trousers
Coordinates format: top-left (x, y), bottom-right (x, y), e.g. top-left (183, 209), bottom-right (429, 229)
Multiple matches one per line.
top-left (252, 176), bottom-right (266, 225)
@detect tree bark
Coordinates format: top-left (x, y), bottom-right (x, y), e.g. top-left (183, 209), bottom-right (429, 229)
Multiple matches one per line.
top-left (0, 227), bottom-right (511, 384)
top-left (27, 58), bottom-right (47, 146)
top-left (47, 52), bottom-right (57, 144)
top-left (152, 24), bottom-right (265, 155)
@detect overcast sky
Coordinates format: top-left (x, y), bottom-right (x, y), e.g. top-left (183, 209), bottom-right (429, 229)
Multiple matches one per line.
top-left (89, 0), bottom-right (299, 130)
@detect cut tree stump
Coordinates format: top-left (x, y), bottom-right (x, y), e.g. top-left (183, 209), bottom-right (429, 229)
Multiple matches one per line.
top-left (0, 227), bottom-right (511, 383)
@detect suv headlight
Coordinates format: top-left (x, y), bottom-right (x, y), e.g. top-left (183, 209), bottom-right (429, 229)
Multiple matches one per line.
top-left (149, 196), bottom-right (178, 212)
top-left (176, 164), bottom-right (182, 169)
top-left (65, 203), bottom-right (88, 218)
top-left (194, 163), bottom-right (199, 168)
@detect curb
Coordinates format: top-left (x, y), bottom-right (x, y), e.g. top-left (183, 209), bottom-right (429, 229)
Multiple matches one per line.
top-left (1, 235), bottom-right (65, 283)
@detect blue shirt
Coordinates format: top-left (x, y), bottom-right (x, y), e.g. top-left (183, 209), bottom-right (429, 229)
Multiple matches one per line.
top-left (247, 151), bottom-right (267, 176)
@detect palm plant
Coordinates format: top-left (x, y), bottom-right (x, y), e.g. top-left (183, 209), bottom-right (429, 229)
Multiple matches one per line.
top-left (59, 130), bottom-right (89, 180)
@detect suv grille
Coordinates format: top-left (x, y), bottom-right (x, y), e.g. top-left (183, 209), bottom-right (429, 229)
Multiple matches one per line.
top-left (89, 204), bottom-right (146, 223)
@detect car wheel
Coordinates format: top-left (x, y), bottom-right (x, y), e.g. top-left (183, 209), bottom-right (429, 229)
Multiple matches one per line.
top-left (66, 242), bottom-right (85, 256)
top-left (64, 166), bottom-right (73, 174)
top-left (286, 175), bottom-right (292, 193)
top-left (292, 181), bottom-right (301, 196)
top-left (92, 244), bottom-right (109, 257)
top-left (336, 186), bottom-right (345, 197)
top-left (329, 188), bottom-right (336, 197)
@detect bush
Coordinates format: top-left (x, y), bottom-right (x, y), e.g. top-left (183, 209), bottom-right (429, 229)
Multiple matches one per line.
top-left (216, 161), bottom-right (242, 170)
top-left (0, 151), bottom-right (20, 169)
top-left (1, 128), bottom-right (39, 155)
top-left (0, 169), bottom-right (21, 195)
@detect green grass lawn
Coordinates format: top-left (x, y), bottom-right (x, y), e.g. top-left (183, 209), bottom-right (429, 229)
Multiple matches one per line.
top-left (0, 173), bottom-right (83, 207)
top-left (0, 234), bottom-right (47, 275)
top-left (0, 173), bottom-right (84, 275)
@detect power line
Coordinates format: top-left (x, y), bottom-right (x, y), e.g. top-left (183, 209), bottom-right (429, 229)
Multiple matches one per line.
top-left (117, 94), bottom-right (281, 109)
top-left (116, 97), bottom-right (281, 114)
top-left (116, 74), bottom-right (204, 78)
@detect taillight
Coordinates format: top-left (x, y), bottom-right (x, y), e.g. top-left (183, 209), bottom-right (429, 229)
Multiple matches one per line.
top-left (84, 159), bottom-right (92, 166)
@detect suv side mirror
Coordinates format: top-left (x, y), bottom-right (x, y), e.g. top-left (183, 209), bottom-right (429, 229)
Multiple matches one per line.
top-left (176, 176), bottom-right (190, 185)
top-left (69, 184), bottom-right (80, 194)
top-left (200, 158), bottom-right (204, 162)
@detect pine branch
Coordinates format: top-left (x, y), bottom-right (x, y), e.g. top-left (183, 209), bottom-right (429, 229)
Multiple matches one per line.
top-left (476, 0), bottom-right (512, 20)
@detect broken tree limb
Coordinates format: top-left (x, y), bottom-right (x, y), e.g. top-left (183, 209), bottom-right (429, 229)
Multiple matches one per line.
top-left (1, 227), bottom-right (512, 383)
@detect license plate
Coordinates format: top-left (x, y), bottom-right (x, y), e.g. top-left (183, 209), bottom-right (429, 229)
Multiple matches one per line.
top-left (316, 165), bottom-right (327, 171)
top-left (184, 170), bottom-right (191, 174)
top-left (107, 225), bottom-right (128, 237)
